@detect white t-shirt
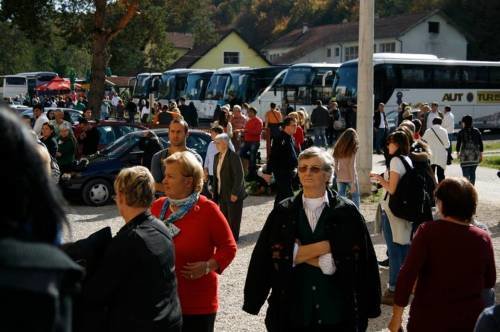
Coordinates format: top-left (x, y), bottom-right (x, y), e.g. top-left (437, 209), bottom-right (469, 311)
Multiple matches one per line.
top-left (427, 111), bottom-right (439, 130)
top-left (140, 106), bottom-right (150, 118)
top-left (442, 112), bottom-right (455, 134)
top-left (386, 155), bottom-right (413, 179)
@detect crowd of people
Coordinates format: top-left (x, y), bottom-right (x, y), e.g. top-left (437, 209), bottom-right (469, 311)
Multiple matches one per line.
top-left (1, 93), bottom-right (499, 332)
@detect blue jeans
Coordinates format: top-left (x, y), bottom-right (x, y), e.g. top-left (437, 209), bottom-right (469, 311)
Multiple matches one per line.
top-left (337, 181), bottom-right (360, 208)
top-left (374, 128), bottom-right (387, 153)
top-left (312, 126), bottom-right (327, 147)
top-left (381, 211), bottom-right (409, 291)
top-left (240, 141), bottom-right (260, 178)
top-left (461, 165), bottom-right (477, 185)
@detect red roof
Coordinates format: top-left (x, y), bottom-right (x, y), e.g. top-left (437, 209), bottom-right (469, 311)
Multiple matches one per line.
top-left (167, 32), bottom-right (194, 49)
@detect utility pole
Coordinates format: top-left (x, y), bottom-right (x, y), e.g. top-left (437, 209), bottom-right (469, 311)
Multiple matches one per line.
top-left (357, 0), bottom-right (375, 195)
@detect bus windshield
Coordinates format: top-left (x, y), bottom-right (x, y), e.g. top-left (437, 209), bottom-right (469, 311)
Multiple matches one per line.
top-left (206, 74), bottom-right (230, 100)
top-left (185, 73), bottom-right (211, 100)
top-left (333, 63), bottom-right (358, 102)
top-left (133, 75), bottom-right (150, 98)
top-left (282, 67), bottom-right (315, 86)
top-left (159, 74), bottom-right (175, 100)
top-left (283, 66), bottom-right (337, 105)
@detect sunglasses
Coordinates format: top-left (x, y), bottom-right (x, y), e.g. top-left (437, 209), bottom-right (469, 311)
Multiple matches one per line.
top-left (298, 165), bottom-right (323, 174)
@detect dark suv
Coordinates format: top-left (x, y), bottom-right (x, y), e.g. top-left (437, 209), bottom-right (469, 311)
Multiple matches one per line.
top-left (60, 128), bottom-right (211, 206)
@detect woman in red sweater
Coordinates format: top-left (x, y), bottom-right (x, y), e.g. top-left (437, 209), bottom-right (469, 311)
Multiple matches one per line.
top-left (151, 151), bottom-right (237, 332)
top-left (388, 177), bottom-right (496, 332)
top-left (288, 111), bottom-right (304, 151)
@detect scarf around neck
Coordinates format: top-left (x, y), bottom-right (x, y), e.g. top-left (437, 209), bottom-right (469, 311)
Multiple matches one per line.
top-left (160, 192), bottom-right (200, 237)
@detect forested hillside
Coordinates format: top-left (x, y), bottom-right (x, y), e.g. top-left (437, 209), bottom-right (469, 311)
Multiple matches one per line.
top-left (1, 0), bottom-right (499, 76)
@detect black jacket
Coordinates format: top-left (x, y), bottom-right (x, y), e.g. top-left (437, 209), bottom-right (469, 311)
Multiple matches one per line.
top-left (243, 190), bottom-right (381, 331)
top-left (0, 238), bottom-right (83, 332)
top-left (213, 149), bottom-right (247, 202)
top-left (266, 131), bottom-right (297, 174)
top-left (373, 110), bottom-right (388, 129)
top-left (79, 212), bottom-right (182, 332)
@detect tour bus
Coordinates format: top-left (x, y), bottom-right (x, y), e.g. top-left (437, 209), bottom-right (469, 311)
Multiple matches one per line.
top-left (157, 68), bottom-right (198, 106)
top-left (2, 71), bottom-right (57, 100)
top-left (199, 65), bottom-right (288, 120)
top-left (256, 63), bottom-right (341, 118)
top-left (130, 72), bottom-right (161, 104)
top-left (334, 53), bottom-right (500, 130)
top-left (184, 69), bottom-right (215, 119)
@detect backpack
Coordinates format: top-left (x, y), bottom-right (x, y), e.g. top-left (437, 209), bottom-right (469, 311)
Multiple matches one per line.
top-left (388, 156), bottom-right (434, 224)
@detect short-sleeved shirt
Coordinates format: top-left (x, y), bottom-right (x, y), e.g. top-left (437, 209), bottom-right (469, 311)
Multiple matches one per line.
top-left (151, 147), bottom-right (202, 183)
top-left (389, 155), bottom-right (412, 176)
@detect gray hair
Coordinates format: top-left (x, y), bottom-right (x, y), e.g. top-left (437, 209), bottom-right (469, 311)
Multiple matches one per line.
top-left (214, 133), bottom-right (230, 144)
top-left (298, 146), bottom-right (334, 185)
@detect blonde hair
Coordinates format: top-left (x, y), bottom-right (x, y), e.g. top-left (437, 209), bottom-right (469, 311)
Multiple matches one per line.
top-left (164, 151), bottom-right (204, 193)
top-left (114, 166), bottom-right (155, 208)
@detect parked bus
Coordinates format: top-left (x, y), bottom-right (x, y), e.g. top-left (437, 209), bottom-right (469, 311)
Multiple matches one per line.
top-left (184, 69), bottom-right (215, 119)
top-left (199, 65), bottom-right (288, 119)
top-left (2, 71), bottom-right (57, 100)
top-left (130, 72), bottom-right (161, 104)
top-left (157, 69), bottom-right (197, 106)
top-left (334, 53), bottom-right (500, 130)
top-left (257, 63), bottom-right (340, 117)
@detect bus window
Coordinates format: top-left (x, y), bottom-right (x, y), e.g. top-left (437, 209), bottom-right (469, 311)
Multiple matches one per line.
top-left (399, 65), bottom-right (432, 88)
top-left (462, 66), bottom-right (489, 88)
top-left (489, 67), bottom-right (500, 87)
top-left (433, 66), bottom-right (462, 88)
top-left (5, 77), bottom-right (26, 85)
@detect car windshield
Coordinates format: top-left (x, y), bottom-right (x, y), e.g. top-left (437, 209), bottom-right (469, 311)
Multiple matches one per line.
top-left (101, 132), bottom-right (141, 157)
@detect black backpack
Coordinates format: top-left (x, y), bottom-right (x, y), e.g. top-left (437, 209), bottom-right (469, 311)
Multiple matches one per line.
top-left (388, 156), bottom-right (434, 224)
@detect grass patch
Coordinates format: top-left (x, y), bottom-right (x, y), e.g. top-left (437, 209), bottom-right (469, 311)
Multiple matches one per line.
top-left (362, 189), bottom-right (384, 204)
top-left (452, 140), bottom-right (500, 152)
top-left (481, 156), bottom-right (500, 169)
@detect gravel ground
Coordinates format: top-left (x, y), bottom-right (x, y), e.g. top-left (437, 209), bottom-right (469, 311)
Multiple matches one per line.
top-left (64, 163), bottom-right (500, 332)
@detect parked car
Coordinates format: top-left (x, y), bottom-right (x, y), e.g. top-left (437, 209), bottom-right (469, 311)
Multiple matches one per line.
top-left (90, 120), bottom-right (146, 150)
top-left (60, 128), bottom-right (211, 206)
top-left (21, 107), bottom-right (83, 125)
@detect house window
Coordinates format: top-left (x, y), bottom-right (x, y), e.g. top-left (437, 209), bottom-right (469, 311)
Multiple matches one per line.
top-left (224, 52), bottom-right (240, 64)
top-left (335, 47), bottom-right (340, 57)
top-left (380, 42), bottom-right (396, 53)
top-left (344, 46), bottom-right (358, 61)
top-left (428, 21), bottom-right (440, 34)
top-left (327, 48), bottom-right (332, 57)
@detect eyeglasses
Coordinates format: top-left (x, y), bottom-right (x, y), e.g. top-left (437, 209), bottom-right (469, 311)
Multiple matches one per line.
top-left (298, 165), bottom-right (323, 174)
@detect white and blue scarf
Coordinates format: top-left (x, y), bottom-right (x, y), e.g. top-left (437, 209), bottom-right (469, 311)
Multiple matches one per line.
top-left (160, 192), bottom-right (200, 237)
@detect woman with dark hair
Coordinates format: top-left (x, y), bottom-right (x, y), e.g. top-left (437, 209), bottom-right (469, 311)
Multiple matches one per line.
top-left (370, 131), bottom-right (412, 305)
top-left (0, 109), bottom-right (83, 331)
top-left (388, 177), bottom-right (496, 331)
top-left (41, 122), bottom-right (58, 158)
top-left (456, 115), bottom-right (483, 185)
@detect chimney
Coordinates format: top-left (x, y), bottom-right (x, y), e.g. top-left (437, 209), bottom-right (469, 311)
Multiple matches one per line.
top-left (302, 23), bottom-right (309, 34)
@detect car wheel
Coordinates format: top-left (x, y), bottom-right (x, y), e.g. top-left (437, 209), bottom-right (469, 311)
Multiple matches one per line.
top-left (82, 179), bottom-right (112, 206)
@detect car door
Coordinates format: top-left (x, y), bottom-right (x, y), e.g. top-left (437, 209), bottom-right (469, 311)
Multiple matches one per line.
top-left (96, 125), bottom-right (116, 150)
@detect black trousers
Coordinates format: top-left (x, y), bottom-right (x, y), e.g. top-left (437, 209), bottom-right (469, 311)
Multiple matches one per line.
top-left (219, 198), bottom-right (243, 241)
top-left (182, 313), bottom-right (216, 332)
top-left (431, 164), bottom-right (445, 183)
top-left (273, 170), bottom-right (294, 206)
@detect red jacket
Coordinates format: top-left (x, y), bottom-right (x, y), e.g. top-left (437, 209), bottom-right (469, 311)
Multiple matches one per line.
top-left (293, 125), bottom-right (304, 150)
top-left (244, 116), bottom-right (263, 142)
top-left (151, 195), bottom-right (237, 315)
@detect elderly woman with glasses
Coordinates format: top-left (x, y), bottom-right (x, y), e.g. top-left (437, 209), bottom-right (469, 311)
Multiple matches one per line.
top-left (243, 146), bottom-right (381, 332)
top-left (151, 151), bottom-right (237, 332)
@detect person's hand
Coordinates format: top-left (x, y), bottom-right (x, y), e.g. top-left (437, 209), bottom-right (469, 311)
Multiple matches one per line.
top-left (181, 261), bottom-right (209, 280)
top-left (262, 173), bottom-right (272, 184)
top-left (230, 194), bottom-right (238, 202)
top-left (369, 172), bottom-right (383, 183)
top-left (349, 185), bottom-right (357, 194)
top-left (388, 315), bottom-right (403, 332)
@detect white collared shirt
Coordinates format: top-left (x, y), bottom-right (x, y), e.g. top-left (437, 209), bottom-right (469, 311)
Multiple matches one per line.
top-left (293, 191), bottom-right (336, 275)
top-left (216, 150), bottom-right (227, 194)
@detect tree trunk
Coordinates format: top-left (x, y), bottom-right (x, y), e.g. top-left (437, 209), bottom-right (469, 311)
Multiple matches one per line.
top-left (88, 0), bottom-right (139, 119)
top-left (89, 32), bottom-right (107, 119)
top-left (88, 0), bottom-right (107, 119)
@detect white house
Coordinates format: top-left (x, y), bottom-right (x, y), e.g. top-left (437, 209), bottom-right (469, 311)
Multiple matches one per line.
top-left (262, 10), bottom-right (468, 64)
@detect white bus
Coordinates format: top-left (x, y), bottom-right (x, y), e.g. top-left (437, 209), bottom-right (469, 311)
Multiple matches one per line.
top-left (198, 66), bottom-right (289, 120)
top-left (130, 72), bottom-right (162, 104)
top-left (2, 71), bottom-right (57, 100)
top-left (257, 63), bottom-right (341, 117)
top-left (334, 53), bottom-right (500, 130)
top-left (184, 69), bottom-right (215, 119)
top-left (157, 69), bottom-right (198, 106)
